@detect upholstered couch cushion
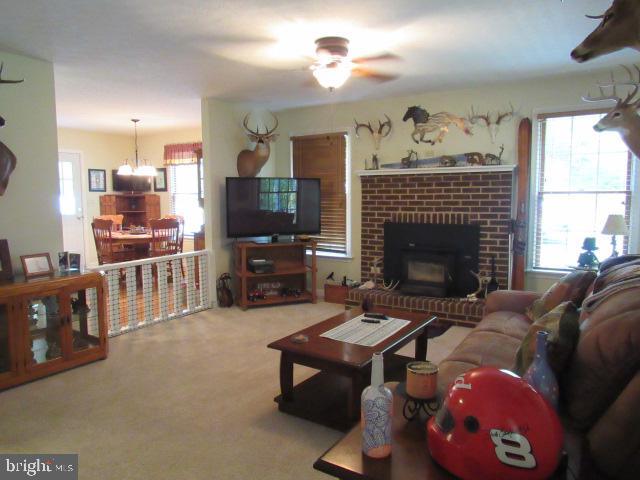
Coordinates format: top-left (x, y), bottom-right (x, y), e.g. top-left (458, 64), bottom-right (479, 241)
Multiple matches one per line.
top-left (564, 281), bottom-right (640, 431)
top-left (526, 270), bottom-right (597, 321)
top-left (513, 301), bottom-right (580, 376)
top-left (437, 311), bottom-right (531, 392)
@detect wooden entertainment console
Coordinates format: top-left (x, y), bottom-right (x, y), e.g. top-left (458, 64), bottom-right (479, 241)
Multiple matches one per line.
top-left (99, 193), bottom-right (160, 227)
top-left (233, 241), bottom-right (317, 310)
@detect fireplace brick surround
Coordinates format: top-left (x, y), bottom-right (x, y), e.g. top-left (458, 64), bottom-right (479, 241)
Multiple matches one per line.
top-left (352, 170), bottom-right (514, 326)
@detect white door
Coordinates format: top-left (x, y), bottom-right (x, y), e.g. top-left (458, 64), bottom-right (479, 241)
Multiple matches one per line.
top-left (58, 152), bottom-right (86, 265)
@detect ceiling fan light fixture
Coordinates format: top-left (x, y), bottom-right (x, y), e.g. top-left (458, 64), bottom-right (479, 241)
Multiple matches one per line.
top-left (312, 62), bottom-right (351, 90)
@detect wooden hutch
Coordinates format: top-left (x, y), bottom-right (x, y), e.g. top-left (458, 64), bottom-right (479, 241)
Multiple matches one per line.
top-left (0, 271), bottom-right (107, 390)
top-left (99, 193), bottom-right (160, 227)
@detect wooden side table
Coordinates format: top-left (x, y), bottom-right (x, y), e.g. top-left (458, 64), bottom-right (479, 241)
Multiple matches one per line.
top-left (314, 382), bottom-right (454, 480)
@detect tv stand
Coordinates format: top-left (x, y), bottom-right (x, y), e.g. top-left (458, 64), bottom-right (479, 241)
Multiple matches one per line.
top-left (234, 241), bottom-right (317, 310)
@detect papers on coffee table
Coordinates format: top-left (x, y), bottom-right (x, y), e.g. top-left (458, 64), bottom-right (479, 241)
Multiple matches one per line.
top-left (320, 314), bottom-right (410, 347)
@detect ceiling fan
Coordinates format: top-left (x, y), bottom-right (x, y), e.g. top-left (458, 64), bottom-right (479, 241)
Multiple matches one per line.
top-left (309, 37), bottom-right (399, 90)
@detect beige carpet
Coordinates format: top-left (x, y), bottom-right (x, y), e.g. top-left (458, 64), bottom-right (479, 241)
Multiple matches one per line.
top-left (0, 302), bottom-right (469, 480)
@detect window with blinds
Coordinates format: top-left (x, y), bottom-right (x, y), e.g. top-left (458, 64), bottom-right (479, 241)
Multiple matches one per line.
top-left (292, 133), bottom-right (347, 254)
top-left (532, 110), bottom-right (633, 270)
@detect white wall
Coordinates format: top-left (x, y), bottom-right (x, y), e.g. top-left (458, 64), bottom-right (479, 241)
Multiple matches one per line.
top-left (273, 68), bottom-right (637, 293)
top-left (0, 51), bottom-right (61, 275)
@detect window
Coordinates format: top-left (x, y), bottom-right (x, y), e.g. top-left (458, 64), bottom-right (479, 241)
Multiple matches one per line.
top-left (292, 133), bottom-right (348, 255)
top-left (169, 164), bottom-right (204, 236)
top-left (532, 110), bottom-right (633, 270)
top-left (58, 160), bottom-right (75, 215)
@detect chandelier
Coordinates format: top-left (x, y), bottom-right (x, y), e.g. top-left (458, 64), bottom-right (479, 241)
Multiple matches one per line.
top-left (117, 119), bottom-right (157, 176)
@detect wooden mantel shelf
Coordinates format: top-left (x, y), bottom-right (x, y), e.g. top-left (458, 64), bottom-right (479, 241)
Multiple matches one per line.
top-left (356, 164), bottom-right (517, 177)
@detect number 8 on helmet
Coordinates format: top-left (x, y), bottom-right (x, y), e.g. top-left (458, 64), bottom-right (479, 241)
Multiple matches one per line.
top-left (427, 367), bottom-right (564, 480)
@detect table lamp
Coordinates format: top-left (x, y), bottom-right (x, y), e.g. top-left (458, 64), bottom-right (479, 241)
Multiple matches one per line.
top-left (601, 214), bottom-right (628, 258)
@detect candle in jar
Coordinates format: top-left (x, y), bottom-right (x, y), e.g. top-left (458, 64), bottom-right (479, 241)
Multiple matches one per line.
top-left (406, 361), bottom-right (438, 399)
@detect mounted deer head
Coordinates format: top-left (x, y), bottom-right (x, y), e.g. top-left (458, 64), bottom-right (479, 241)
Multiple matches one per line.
top-left (354, 114), bottom-right (392, 150)
top-left (582, 65), bottom-right (640, 159)
top-left (467, 105), bottom-right (514, 143)
top-left (0, 62), bottom-right (23, 196)
top-left (571, 0), bottom-right (640, 63)
top-left (236, 112), bottom-right (279, 177)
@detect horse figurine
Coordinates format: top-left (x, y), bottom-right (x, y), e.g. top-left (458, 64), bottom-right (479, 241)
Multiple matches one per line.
top-left (403, 106), bottom-right (472, 144)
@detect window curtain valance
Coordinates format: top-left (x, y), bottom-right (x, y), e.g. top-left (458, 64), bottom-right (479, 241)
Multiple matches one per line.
top-left (163, 142), bottom-right (202, 166)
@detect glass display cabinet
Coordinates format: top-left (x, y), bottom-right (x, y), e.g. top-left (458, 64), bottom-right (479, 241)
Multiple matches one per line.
top-left (0, 271), bottom-right (107, 390)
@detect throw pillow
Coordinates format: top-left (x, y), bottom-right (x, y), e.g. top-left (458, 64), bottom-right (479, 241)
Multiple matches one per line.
top-left (514, 301), bottom-right (580, 376)
top-left (526, 270), bottom-right (596, 322)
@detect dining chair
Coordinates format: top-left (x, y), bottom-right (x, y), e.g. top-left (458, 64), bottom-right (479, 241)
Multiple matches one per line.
top-left (92, 219), bottom-right (134, 264)
top-left (95, 214), bottom-right (124, 231)
top-left (150, 218), bottom-right (180, 257)
top-left (163, 214), bottom-right (184, 253)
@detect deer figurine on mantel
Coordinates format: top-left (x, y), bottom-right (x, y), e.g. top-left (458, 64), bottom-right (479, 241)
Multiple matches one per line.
top-left (571, 0), bottom-right (640, 63)
top-left (236, 112), bottom-right (279, 177)
top-left (582, 65), bottom-right (640, 160)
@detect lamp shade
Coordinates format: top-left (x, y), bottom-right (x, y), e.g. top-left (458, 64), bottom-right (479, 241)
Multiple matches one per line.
top-left (117, 163), bottom-right (134, 176)
top-left (312, 63), bottom-right (351, 90)
top-left (602, 214), bottom-right (628, 235)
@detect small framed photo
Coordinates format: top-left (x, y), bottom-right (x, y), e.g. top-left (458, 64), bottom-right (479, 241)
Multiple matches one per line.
top-left (0, 239), bottom-right (13, 281)
top-left (58, 251), bottom-right (69, 272)
top-left (88, 169), bottom-right (106, 192)
top-left (154, 168), bottom-right (167, 192)
top-left (21, 253), bottom-right (54, 279)
top-left (69, 253), bottom-right (81, 271)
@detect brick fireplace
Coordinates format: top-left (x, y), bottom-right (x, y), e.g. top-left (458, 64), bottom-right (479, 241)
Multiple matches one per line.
top-left (349, 168), bottom-right (515, 327)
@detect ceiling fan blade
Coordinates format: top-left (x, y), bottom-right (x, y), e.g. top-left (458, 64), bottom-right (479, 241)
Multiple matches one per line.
top-left (352, 53), bottom-right (401, 64)
top-left (351, 67), bottom-right (399, 83)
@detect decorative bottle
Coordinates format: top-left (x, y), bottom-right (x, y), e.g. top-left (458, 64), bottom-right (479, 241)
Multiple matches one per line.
top-left (523, 330), bottom-right (559, 410)
top-left (361, 352), bottom-right (393, 458)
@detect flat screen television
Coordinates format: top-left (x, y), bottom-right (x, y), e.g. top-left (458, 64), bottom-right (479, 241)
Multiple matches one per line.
top-left (226, 177), bottom-right (321, 238)
top-left (112, 170), bottom-right (152, 192)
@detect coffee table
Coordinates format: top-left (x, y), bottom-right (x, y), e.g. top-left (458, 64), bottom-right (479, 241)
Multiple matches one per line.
top-left (313, 382), bottom-right (455, 480)
top-left (267, 309), bottom-right (438, 431)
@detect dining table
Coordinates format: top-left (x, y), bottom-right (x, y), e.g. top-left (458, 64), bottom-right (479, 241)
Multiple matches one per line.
top-left (111, 230), bottom-right (153, 259)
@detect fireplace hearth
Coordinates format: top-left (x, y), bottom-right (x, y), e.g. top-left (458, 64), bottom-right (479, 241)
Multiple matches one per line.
top-left (384, 222), bottom-right (479, 298)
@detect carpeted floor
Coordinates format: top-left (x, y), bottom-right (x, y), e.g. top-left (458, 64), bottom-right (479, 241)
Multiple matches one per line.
top-left (0, 302), bottom-right (469, 480)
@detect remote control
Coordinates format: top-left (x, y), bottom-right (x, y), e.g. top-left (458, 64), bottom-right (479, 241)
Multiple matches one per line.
top-left (364, 313), bottom-right (387, 320)
top-left (361, 318), bottom-right (380, 324)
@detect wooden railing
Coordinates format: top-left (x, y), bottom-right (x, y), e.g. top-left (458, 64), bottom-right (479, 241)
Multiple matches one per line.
top-left (88, 250), bottom-right (211, 337)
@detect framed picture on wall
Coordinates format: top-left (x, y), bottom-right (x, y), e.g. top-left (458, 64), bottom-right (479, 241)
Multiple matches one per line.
top-left (0, 239), bottom-right (13, 281)
top-left (154, 168), bottom-right (167, 192)
top-left (88, 169), bottom-right (106, 192)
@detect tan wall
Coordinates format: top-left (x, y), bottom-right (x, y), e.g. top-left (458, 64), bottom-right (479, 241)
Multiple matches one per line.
top-left (57, 127), bottom-right (203, 266)
top-left (273, 69), bottom-right (633, 294)
top-left (57, 128), bottom-right (132, 266)
top-left (0, 51), bottom-right (61, 275)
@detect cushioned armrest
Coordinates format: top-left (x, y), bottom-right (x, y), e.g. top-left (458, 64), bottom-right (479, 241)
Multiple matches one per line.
top-left (483, 290), bottom-right (541, 317)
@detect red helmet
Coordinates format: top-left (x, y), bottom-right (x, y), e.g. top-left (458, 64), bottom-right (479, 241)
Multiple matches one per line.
top-left (427, 367), bottom-right (563, 480)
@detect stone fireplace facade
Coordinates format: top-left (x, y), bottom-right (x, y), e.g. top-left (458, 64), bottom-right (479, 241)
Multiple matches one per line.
top-left (353, 170), bottom-right (514, 326)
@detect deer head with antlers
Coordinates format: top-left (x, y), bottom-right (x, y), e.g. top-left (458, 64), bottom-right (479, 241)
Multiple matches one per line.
top-left (0, 62), bottom-right (23, 196)
top-left (582, 65), bottom-right (640, 159)
top-left (354, 115), bottom-right (392, 150)
top-left (236, 112), bottom-right (279, 177)
top-left (571, 0), bottom-right (640, 63)
top-left (467, 105), bottom-right (515, 143)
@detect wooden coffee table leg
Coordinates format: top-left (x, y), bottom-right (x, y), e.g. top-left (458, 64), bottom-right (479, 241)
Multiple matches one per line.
top-left (280, 353), bottom-right (294, 402)
top-left (348, 371), bottom-right (365, 421)
top-left (415, 327), bottom-right (428, 361)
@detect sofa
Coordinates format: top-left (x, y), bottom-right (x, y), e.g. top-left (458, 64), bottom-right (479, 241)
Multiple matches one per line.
top-left (436, 256), bottom-right (640, 479)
